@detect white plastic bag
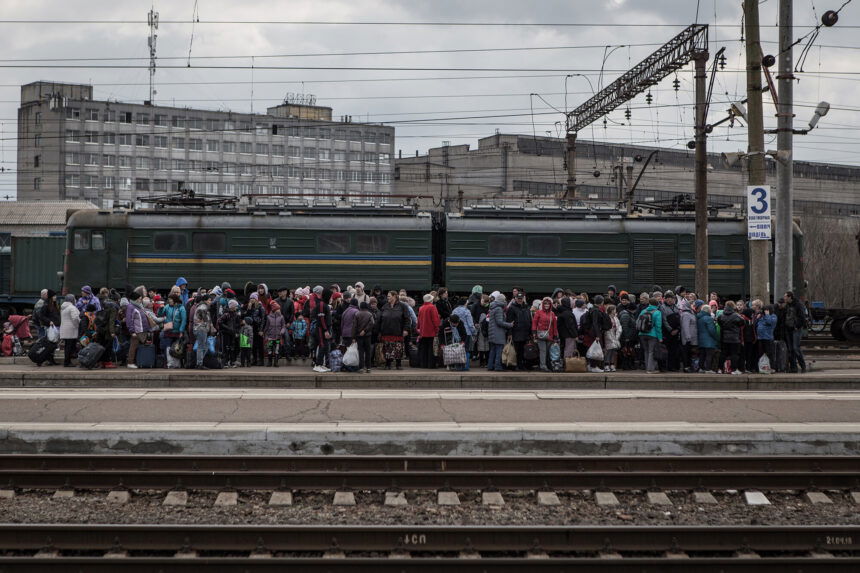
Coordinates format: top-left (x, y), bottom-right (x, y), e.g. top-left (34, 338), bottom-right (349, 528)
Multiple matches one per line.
top-left (586, 340), bottom-right (604, 361)
top-left (46, 325), bottom-right (60, 343)
top-left (343, 342), bottom-right (359, 367)
top-left (758, 353), bottom-right (772, 374)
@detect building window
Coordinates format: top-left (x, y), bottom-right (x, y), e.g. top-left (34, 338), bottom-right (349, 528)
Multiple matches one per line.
top-left (206, 119), bottom-right (222, 131)
top-left (136, 157), bottom-right (150, 169)
top-left (334, 151), bottom-right (346, 161)
top-left (65, 153), bottom-right (80, 165)
top-left (34, 112), bottom-right (42, 125)
top-left (272, 144), bottom-right (285, 156)
top-left (135, 134), bottom-right (150, 146)
top-left (379, 172), bottom-right (390, 184)
top-left (256, 123), bottom-right (269, 136)
top-left (303, 127), bottom-right (317, 138)
top-left (154, 136), bottom-right (168, 148)
top-left (286, 126), bottom-right (299, 137)
top-left (34, 135), bottom-right (41, 147)
top-left (86, 109), bottom-right (99, 121)
top-left (239, 121), bottom-right (252, 132)
top-left (302, 168), bottom-right (316, 180)
top-left (171, 115), bottom-right (184, 128)
top-left (103, 154), bottom-right (116, 167)
top-left (319, 128), bottom-right (331, 138)
top-left (350, 171), bottom-right (361, 182)
top-left (103, 110), bottom-right (115, 123)
top-left (335, 128), bottom-right (346, 140)
top-left (349, 130), bottom-right (361, 141)
top-left (134, 178), bottom-right (149, 191)
top-left (172, 137), bottom-right (186, 149)
top-left (135, 113), bottom-right (150, 125)
top-left (118, 156), bottom-right (132, 167)
top-left (222, 141), bottom-right (236, 153)
top-left (272, 185), bottom-right (284, 194)
top-left (84, 153), bottom-right (99, 166)
top-left (288, 166), bottom-right (300, 178)
top-left (256, 143), bottom-right (269, 155)
top-left (188, 117), bottom-right (202, 129)
top-left (288, 146), bottom-right (300, 157)
top-left (65, 174), bottom-right (81, 188)
top-left (34, 155), bottom-right (40, 168)
top-left (256, 165), bottom-right (269, 176)
top-left (356, 234), bottom-right (389, 253)
top-left (303, 147), bottom-right (316, 159)
top-left (120, 111), bottom-right (132, 124)
top-left (224, 183), bottom-right (236, 195)
top-left (239, 142), bottom-right (252, 154)
top-left (154, 114), bottom-right (168, 126)
top-left (154, 232), bottom-right (188, 251)
top-left (118, 133), bottom-right (132, 146)
top-left (363, 152), bottom-right (376, 162)
top-left (65, 130), bottom-right (81, 142)
top-left (239, 183), bottom-right (252, 195)
top-left (103, 176), bottom-right (115, 189)
top-left (255, 184), bottom-right (268, 195)
top-left (192, 232), bottom-right (226, 251)
top-left (118, 177), bottom-right (133, 191)
top-left (103, 132), bottom-right (116, 144)
top-left (364, 171), bottom-right (374, 183)
top-left (206, 140), bottom-right (219, 152)
top-left (379, 153), bottom-right (390, 164)
top-left (319, 149), bottom-right (331, 160)
top-left (364, 132), bottom-right (376, 143)
top-left (33, 177), bottom-right (41, 191)
top-left (65, 107), bottom-right (81, 119)
top-left (270, 165), bottom-right (283, 177)
top-left (488, 235), bottom-right (523, 256)
top-left (84, 175), bottom-right (99, 188)
top-left (316, 233), bottom-right (350, 254)
top-left (222, 163), bottom-right (237, 175)
top-left (189, 138), bottom-right (203, 151)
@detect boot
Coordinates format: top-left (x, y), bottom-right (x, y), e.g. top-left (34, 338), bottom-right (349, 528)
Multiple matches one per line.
top-left (267, 356), bottom-right (273, 367)
top-left (274, 357), bottom-right (279, 368)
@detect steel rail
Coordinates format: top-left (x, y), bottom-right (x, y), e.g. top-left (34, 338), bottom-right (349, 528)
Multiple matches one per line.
top-left (1, 455), bottom-right (857, 491)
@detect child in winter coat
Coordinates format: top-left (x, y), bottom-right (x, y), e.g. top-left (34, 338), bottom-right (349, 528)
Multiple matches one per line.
top-left (239, 317), bottom-right (253, 367)
top-left (603, 305), bottom-right (622, 372)
top-left (263, 302), bottom-right (286, 367)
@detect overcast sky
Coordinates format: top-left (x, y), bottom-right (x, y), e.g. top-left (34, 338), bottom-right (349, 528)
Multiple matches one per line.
top-left (1, 0), bottom-right (858, 198)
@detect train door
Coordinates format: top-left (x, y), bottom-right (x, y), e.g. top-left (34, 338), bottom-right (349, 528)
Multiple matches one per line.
top-left (630, 235), bottom-right (678, 292)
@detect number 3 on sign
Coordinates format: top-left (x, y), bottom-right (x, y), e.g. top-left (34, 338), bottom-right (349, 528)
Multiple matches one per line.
top-left (750, 187), bottom-right (768, 214)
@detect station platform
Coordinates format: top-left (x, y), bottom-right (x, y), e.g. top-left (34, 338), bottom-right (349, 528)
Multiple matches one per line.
top-left (1, 386), bottom-right (857, 456)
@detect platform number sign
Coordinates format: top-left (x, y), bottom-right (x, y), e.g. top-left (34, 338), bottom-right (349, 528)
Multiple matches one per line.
top-left (747, 185), bottom-right (772, 240)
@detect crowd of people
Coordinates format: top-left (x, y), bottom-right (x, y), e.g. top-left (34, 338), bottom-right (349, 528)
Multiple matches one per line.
top-left (3, 278), bottom-right (810, 375)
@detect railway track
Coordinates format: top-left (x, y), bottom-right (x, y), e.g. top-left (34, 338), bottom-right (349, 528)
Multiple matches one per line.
top-left (0, 524), bottom-right (856, 571)
top-left (1, 455), bottom-right (858, 491)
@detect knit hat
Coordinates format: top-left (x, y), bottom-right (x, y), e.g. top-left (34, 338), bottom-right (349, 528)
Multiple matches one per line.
top-left (490, 290), bottom-right (500, 299)
top-left (495, 293), bottom-right (506, 304)
top-left (46, 289), bottom-right (56, 299)
top-left (313, 285), bottom-right (324, 295)
top-left (574, 299), bottom-right (585, 308)
top-left (694, 299), bottom-right (706, 309)
top-left (349, 298), bottom-right (359, 307)
top-left (471, 285), bottom-right (483, 295)
top-left (607, 284), bottom-right (617, 293)
top-left (244, 316), bottom-right (253, 325)
top-left (211, 286), bottom-right (223, 297)
top-left (221, 282), bottom-right (232, 291)
top-left (129, 291), bottom-right (141, 301)
top-left (228, 299), bottom-right (239, 310)
top-left (85, 303), bottom-right (96, 312)
top-left (119, 297), bottom-right (129, 307)
top-left (270, 302), bottom-right (281, 312)
top-left (423, 294), bottom-right (433, 303)
top-left (709, 300), bottom-right (718, 309)
top-left (81, 285), bottom-right (93, 295)
top-left (355, 281), bottom-right (365, 289)
top-left (249, 292), bottom-right (259, 300)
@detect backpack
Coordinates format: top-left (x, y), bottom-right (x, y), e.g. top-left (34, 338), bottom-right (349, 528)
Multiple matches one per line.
top-left (636, 310), bottom-right (654, 333)
top-left (291, 318), bottom-right (307, 339)
top-left (599, 311), bottom-right (612, 332)
top-left (94, 309), bottom-right (111, 330)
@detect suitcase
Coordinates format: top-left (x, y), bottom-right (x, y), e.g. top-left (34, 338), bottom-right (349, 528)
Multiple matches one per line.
top-left (203, 352), bottom-right (222, 370)
top-left (408, 344), bottom-right (420, 368)
top-left (135, 343), bottom-right (156, 369)
top-left (28, 338), bottom-right (57, 366)
top-left (78, 342), bottom-right (105, 369)
top-left (773, 340), bottom-right (789, 372)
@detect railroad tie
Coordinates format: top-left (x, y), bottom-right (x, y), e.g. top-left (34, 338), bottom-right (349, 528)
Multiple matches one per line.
top-left (437, 491), bottom-right (461, 506)
top-left (0, 489), bottom-right (15, 499)
top-left (805, 491), bottom-right (833, 505)
top-left (106, 490), bottom-right (130, 504)
top-left (481, 491), bottom-right (505, 506)
top-left (384, 491), bottom-right (408, 506)
top-left (646, 492), bottom-right (673, 506)
top-left (693, 491), bottom-right (718, 504)
top-left (214, 491), bottom-right (238, 506)
top-left (162, 490), bottom-right (188, 506)
top-left (52, 489), bottom-right (75, 499)
top-left (594, 491), bottom-right (619, 506)
top-left (333, 491), bottom-right (356, 506)
top-left (852, 491), bottom-right (860, 504)
top-left (268, 491), bottom-right (293, 506)
top-left (743, 491), bottom-right (771, 506)
top-left (536, 491), bottom-right (561, 506)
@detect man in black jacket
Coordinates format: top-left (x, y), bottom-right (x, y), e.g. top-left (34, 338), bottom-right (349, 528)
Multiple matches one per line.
top-left (505, 292), bottom-right (532, 370)
top-left (555, 297), bottom-right (579, 358)
top-left (783, 291), bottom-right (808, 373)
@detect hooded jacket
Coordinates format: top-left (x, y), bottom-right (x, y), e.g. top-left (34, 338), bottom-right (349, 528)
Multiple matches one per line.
top-left (531, 299), bottom-right (558, 340)
top-left (340, 304), bottom-right (359, 339)
top-left (697, 310), bottom-right (718, 348)
top-left (555, 298), bottom-right (579, 340)
top-left (717, 307), bottom-right (744, 344)
top-left (263, 310), bottom-right (286, 340)
top-left (60, 301), bottom-right (81, 339)
top-left (175, 277), bottom-right (189, 305)
top-left (640, 304), bottom-right (663, 341)
top-left (378, 300), bottom-right (411, 337)
top-left (452, 305), bottom-right (477, 337)
top-left (125, 301), bottom-right (147, 334)
top-left (352, 308), bottom-right (375, 338)
top-left (487, 300), bottom-right (513, 345)
top-left (678, 299), bottom-right (698, 345)
top-left (505, 300), bottom-right (533, 342)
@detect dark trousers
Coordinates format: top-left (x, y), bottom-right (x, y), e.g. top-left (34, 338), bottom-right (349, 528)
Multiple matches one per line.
top-left (240, 347), bottom-right (251, 367)
top-left (356, 336), bottom-right (372, 370)
top-left (759, 340), bottom-right (774, 370)
top-left (418, 337), bottom-right (436, 369)
top-left (63, 339), bottom-right (76, 366)
top-left (513, 340), bottom-right (527, 370)
top-left (699, 347), bottom-right (715, 372)
top-left (665, 335), bottom-right (681, 371)
top-left (744, 342), bottom-right (758, 372)
top-left (787, 329), bottom-right (806, 372)
top-left (252, 333), bottom-right (264, 365)
top-left (681, 342), bottom-right (696, 370)
top-left (723, 342), bottom-right (741, 372)
top-left (313, 336), bottom-right (330, 367)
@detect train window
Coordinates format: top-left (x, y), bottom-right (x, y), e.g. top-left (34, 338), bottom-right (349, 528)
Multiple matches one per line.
top-left (355, 234), bottom-right (389, 254)
top-left (91, 231), bottom-right (106, 251)
top-left (192, 232), bottom-right (226, 252)
top-left (153, 232), bottom-right (188, 251)
top-left (316, 233), bottom-right (351, 254)
top-left (488, 235), bottom-right (522, 256)
top-left (527, 235), bottom-right (561, 257)
top-left (73, 231), bottom-right (89, 250)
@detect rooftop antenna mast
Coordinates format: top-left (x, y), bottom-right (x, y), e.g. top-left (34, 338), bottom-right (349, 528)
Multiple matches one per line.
top-left (147, 6), bottom-right (159, 103)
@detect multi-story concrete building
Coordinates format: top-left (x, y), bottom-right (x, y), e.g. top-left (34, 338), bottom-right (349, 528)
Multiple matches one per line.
top-left (396, 133), bottom-right (860, 217)
top-left (17, 81), bottom-right (394, 206)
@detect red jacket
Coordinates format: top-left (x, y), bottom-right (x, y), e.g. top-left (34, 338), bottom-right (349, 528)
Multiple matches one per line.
top-left (417, 302), bottom-right (441, 338)
top-left (531, 309), bottom-right (558, 339)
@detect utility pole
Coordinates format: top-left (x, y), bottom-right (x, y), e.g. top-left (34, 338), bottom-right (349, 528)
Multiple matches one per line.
top-left (565, 130), bottom-right (577, 200)
top-left (694, 52), bottom-right (709, 298)
top-left (774, 0), bottom-right (794, 297)
top-left (744, 0), bottom-right (771, 303)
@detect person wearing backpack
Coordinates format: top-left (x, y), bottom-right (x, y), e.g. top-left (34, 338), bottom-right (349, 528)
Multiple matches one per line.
top-left (582, 295), bottom-right (610, 373)
top-left (783, 291), bottom-right (808, 373)
top-left (637, 297), bottom-right (663, 374)
top-left (555, 297), bottom-right (579, 360)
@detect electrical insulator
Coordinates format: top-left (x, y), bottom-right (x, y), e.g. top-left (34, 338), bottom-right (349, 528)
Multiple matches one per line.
top-left (718, 53), bottom-right (727, 70)
top-left (603, 117), bottom-right (607, 129)
top-left (672, 78), bottom-right (680, 92)
top-left (646, 91), bottom-right (653, 105)
top-left (624, 107), bottom-right (631, 120)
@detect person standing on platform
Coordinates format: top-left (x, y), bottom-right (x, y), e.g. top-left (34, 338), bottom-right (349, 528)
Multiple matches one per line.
top-left (417, 293), bottom-right (441, 368)
top-left (506, 292), bottom-right (533, 370)
top-left (486, 293), bottom-right (513, 372)
top-left (378, 290), bottom-right (411, 370)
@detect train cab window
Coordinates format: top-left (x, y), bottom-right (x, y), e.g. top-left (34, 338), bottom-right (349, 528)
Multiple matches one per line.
top-left (73, 230), bottom-right (90, 250)
top-left (527, 235), bottom-right (561, 257)
top-left (355, 234), bottom-right (389, 254)
top-left (316, 233), bottom-right (351, 253)
top-left (488, 235), bottom-right (522, 256)
top-left (91, 231), bottom-right (106, 251)
top-left (153, 232), bottom-right (188, 251)
top-left (192, 232), bottom-right (226, 252)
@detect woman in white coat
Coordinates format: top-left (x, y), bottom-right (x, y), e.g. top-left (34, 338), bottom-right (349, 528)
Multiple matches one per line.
top-left (60, 294), bottom-right (80, 367)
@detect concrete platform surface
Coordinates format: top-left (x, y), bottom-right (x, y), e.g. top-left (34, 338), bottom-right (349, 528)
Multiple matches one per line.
top-left (0, 387), bottom-right (857, 456)
top-left (1, 363), bottom-right (859, 390)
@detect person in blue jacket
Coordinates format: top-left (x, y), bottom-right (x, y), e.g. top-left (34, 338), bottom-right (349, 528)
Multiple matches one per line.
top-left (696, 302), bottom-right (719, 373)
top-left (175, 277), bottom-right (189, 305)
top-left (755, 303), bottom-right (778, 370)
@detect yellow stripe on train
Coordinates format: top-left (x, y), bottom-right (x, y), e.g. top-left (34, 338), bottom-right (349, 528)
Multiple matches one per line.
top-left (127, 258), bottom-right (431, 266)
top-left (678, 264), bottom-right (745, 270)
top-left (447, 262), bottom-right (628, 269)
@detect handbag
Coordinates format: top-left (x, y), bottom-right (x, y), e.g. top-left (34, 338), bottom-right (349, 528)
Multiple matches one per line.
top-left (502, 340), bottom-right (517, 367)
top-left (565, 353), bottom-right (587, 373)
top-left (586, 340), bottom-right (604, 361)
top-left (343, 342), bottom-right (359, 367)
top-left (536, 329), bottom-right (550, 340)
top-left (442, 342), bottom-right (466, 366)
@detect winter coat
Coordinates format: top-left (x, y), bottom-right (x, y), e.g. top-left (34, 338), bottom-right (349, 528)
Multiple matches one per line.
top-left (660, 303), bottom-right (680, 338)
top-left (505, 301), bottom-right (533, 342)
top-left (75, 293), bottom-right (102, 314)
top-left (555, 299), bottom-right (579, 340)
top-left (717, 308), bottom-right (744, 344)
top-left (309, 299), bottom-right (332, 338)
top-left (175, 277), bottom-right (189, 305)
top-left (352, 309), bottom-right (375, 338)
top-left (161, 303), bottom-right (187, 335)
top-left (263, 312), bottom-right (286, 340)
top-left (417, 302), bottom-right (441, 338)
top-left (639, 304), bottom-right (663, 341)
top-left (438, 318), bottom-right (467, 345)
top-left (378, 301), bottom-right (411, 337)
top-left (125, 303), bottom-right (146, 334)
top-left (487, 300), bottom-right (513, 345)
top-left (35, 301), bottom-right (61, 329)
top-left (678, 299), bottom-right (698, 345)
top-left (59, 301), bottom-right (81, 339)
top-left (435, 298), bottom-right (453, 320)
top-left (276, 296), bottom-right (295, 325)
top-left (531, 308), bottom-right (558, 340)
top-left (755, 312), bottom-right (778, 341)
top-left (604, 315), bottom-right (622, 350)
top-left (619, 307), bottom-right (637, 343)
top-left (340, 305), bottom-right (359, 339)
top-left (217, 310), bottom-right (241, 338)
top-left (697, 310), bottom-right (718, 348)
top-left (192, 305), bottom-right (212, 334)
top-left (452, 305), bottom-right (477, 337)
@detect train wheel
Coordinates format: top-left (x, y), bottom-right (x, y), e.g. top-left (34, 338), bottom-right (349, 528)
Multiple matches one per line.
top-left (830, 319), bottom-right (847, 341)
top-left (841, 316), bottom-right (860, 344)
